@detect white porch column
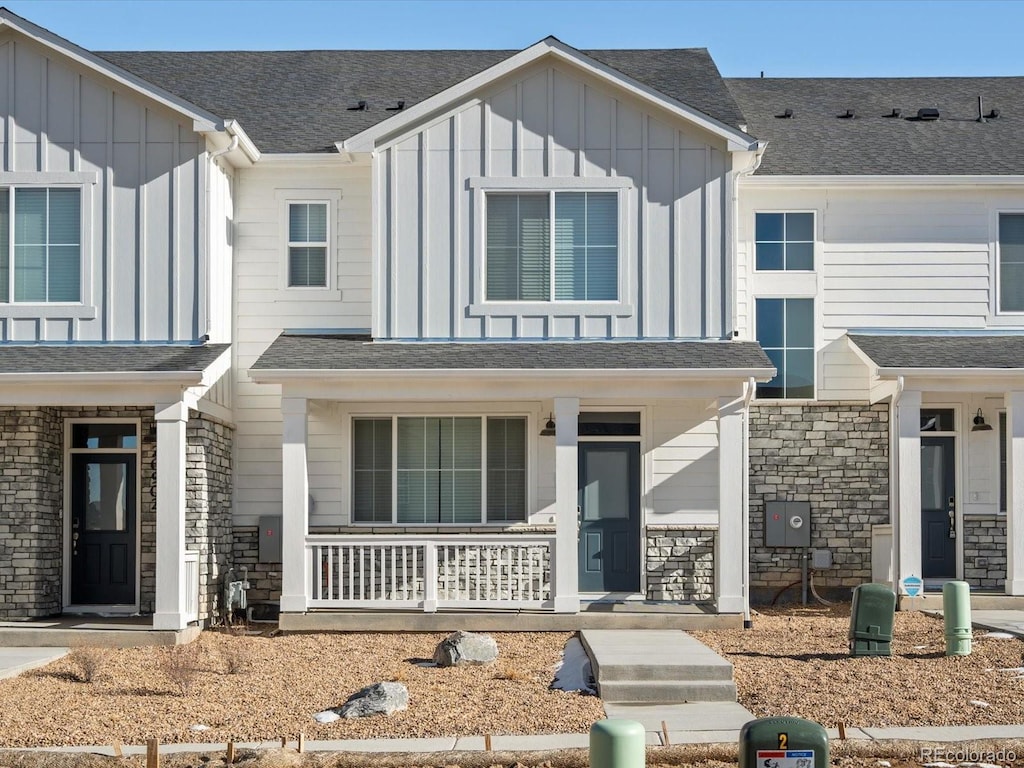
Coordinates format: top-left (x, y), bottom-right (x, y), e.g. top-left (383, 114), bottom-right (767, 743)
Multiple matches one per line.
top-left (895, 389), bottom-right (922, 588)
top-left (280, 397), bottom-right (310, 613)
top-left (153, 401), bottom-right (189, 631)
top-left (553, 396), bottom-right (580, 613)
top-left (717, 396), bottom-right (745, 614)
top-left (1005, 391), bottom-right (1024, 595)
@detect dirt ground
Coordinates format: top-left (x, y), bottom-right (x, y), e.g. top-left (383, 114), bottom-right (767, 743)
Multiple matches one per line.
top-left (693, 604), bottom-right (1024, 728)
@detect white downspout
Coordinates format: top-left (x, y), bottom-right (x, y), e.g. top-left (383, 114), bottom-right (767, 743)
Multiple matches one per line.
top-left (202, 132), bottom-right (238, 341)
top-left (742, 375), bottom-right (756, 628)
top-left (889, 375), bottom-right (905, 589)
top-left (729, 142), bottom-right (766, 338)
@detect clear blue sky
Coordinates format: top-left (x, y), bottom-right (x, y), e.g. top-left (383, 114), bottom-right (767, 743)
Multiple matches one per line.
top-left (6, 0), bottom-right (1024, 77)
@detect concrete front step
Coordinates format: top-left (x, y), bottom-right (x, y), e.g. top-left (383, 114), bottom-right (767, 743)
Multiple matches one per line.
top-left (580, 628), bottom-right (738, 705)
top-left (597, 679), bottom-right (738, 704)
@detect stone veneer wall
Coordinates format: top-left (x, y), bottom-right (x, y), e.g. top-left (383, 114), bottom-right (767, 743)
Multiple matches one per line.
top-left (962, 515), bottom-right (1007, 589)
top-left (0, 408), bottom-right (63, 618)
top-left (749, 402), bottom-right (889, 602)
top-left (644, 526), bottom-right (715, 603)
top-left (186, 412), bottom-right (235, 621)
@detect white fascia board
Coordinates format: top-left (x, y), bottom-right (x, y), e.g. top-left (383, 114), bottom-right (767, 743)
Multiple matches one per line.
top-left (0, 9), bottom-right (224, 131)
top-left (742, 174), bottom-right (1024, 189)
top-left (251, 367), bottom-right (776, 384)
top-left (0, 370), bottom-right (204, 385)
top-left (876, 367), bottom-right (1024, 379)
top-left (337, 38), bottom-right (758, 154)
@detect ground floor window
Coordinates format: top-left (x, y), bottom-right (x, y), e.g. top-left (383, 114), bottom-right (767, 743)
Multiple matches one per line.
top-left (352, 416), bottom-right (526, 524)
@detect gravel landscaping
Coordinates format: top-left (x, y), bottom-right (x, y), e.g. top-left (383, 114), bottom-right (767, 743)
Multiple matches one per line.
top-left (693, 604), bottom-right (1024, 728)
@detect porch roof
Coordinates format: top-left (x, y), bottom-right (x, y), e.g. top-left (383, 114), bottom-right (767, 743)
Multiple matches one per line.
top-left (0, 343), bottom-right (230, 379)
top-left (849, 333), bottom-right (1024, 372)
top-left (251, 334), bottom-right (774, 377)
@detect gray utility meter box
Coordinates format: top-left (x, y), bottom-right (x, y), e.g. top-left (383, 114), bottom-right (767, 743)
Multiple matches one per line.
top-left (765, 501), bottom-right (811, 547)
top-left (258, 515), bottom-right (282, 563)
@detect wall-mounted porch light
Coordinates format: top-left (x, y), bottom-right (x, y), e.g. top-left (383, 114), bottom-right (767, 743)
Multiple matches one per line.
top-left (539, 413), bottom-right (556, 437)
top-left (972, 408), bottom-right (993, 432)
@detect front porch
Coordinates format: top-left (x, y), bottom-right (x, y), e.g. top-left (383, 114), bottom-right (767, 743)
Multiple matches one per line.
top-left (0, 616), bottom-right (200, 648)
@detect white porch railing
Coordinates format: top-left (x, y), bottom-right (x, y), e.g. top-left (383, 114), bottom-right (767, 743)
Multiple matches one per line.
top-left (184, 550), bottom-right (200, 623)
top-left (306, 535), bottom-right (555, 611)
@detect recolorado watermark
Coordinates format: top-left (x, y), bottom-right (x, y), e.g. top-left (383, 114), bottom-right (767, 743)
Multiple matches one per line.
top-left (920, 746), bottom-right (1018, 763)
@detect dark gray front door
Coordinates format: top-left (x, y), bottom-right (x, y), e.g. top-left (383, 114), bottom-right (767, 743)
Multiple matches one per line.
top-left (70, 453), bottom-right (137, 605)
top-left (921, 436), bottom-right (956, 579)
top-left (578, 442), bottom-right (641, 592)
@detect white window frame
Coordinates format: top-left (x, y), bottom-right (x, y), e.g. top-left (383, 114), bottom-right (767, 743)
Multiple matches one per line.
top-left (992, 209), bottom-right (1024, 319)
top-left (752, 209), bottom-right (817, 273)
top-left (468, 176), bottom-right (634, 317)
top-left (276, 189), bottom-right (340, 295)
top-left (348, 412), bottom-right (532, 527)
top-left (751, 295), bottom-right (817, 401)
top-left (0, 172), bottom-right (96, 319)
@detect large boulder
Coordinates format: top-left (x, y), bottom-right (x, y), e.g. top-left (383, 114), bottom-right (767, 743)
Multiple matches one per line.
top-left (432, 630), bottom-right (499, 667)
top-left (336, 682), bottom-right (409, 718)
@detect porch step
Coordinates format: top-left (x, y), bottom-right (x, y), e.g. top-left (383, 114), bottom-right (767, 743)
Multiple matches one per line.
top-left (580, 629), bottom-right (738, 705)
top-left (0, 620), bottom-right (200, 648)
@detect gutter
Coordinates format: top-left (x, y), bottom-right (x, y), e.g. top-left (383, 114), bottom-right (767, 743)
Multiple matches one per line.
top-left (742, 174), bottom-right (1024, 189)
top-left (250, 366), bottom-right (777, 384)
top-left (0, 370), bottom-right (206, 385)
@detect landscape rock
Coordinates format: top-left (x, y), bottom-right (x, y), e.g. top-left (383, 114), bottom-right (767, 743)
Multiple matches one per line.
top-left (432, 630), bottom-right (499, 667)
top-left (336, 682), bottom-right (409, 718)
top-left (313, 710), bottom-right (340, 723)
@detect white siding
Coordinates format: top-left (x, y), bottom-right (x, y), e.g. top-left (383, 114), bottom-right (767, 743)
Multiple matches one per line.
top-left (232, 162), bottom-right (372, 523)
top-left (648, 400), bottom-right (720, 524)
top-left (0, 32), bottom-right (207, 343)
top-left (376, 60), bottom-right (732, 340)
top-left (737, 185), bottom-right (1024, 401)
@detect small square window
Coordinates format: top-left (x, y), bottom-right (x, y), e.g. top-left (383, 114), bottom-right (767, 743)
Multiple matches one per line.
top-left (287, 202), bottom-right (328, 288)
top-left (755, 212), bottom-right (814, 271)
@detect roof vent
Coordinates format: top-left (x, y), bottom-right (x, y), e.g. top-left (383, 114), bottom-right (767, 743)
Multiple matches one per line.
top-left (348, 100), bottom-right (368, 111)
top-left (386, 100), bottom-right (406, 111)
top-left (917, 107), bottom-right (940, 121)
top-left (886, 108), bottom-right (902, 118)
top-left (838, 109), bottom-right (856, 119)
top-left (775, 108), bottom-right (794, 119)
top-left (988, 108), bottom-right (1000, 119)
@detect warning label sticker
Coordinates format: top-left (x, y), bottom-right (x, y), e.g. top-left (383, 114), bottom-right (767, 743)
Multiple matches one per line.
top-left (756, 750), bottom-right (814, 768)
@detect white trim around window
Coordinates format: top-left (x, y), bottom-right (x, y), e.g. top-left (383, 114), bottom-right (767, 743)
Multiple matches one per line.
top-left (752, 209), bottom-right (817, 273)
top-left (467, 176), bottom-right (634, 317)
top-left (275, 189), bottom-right (341, 295)
top-left (990, 209), bottom-right (1024, 322)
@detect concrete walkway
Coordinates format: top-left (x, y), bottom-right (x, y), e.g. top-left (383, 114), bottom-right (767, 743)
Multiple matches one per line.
top-left (970, 609), bottom-right (1024, 638)
top-left (0, 647), bottom-right (68, 680)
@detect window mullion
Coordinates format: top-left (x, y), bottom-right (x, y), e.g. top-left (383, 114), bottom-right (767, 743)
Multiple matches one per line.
top-left (549, 192), bottom-right (556, 301)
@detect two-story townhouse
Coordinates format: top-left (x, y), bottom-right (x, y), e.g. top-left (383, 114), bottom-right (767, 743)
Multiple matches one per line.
top-left (729, 78), bottom-right (1024, 601)
top-left (0, 10), bottom-right (249, 634)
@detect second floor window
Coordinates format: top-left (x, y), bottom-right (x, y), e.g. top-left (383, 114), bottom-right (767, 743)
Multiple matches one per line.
top-left (999, 213), bottom-right (1024, 312)
top-left (486, 191), bottom-right (618, 302)
top-left (0, 187), bottom-right (81, 303)
top-left (287, 202), bottom-right (328, 288)
top-left (755, 212), bottom-right (813, 271)
top-left (756, 297), bottom-right (814, 399)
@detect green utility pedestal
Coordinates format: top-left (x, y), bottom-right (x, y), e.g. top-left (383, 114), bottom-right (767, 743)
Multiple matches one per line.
top-left (849, 583), bottom-right (896, 656)
top-left (590, 719), bottom-right (645, 768)
top-left (943, 580), bottom-right (972, 656)
top-left (739, 717), bottom-right (829, 768)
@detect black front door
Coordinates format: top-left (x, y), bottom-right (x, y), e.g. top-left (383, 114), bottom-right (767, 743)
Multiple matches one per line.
top-left (70, 453), bottom-right (137, 605)
top-left (578, 442), bottom-right (641, 593)
top-left (921, 436), bottom-right (956, 579)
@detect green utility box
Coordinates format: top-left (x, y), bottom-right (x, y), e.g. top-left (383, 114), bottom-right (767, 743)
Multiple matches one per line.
top-left (942, 580), bottom-right (972, 656)
top-left (849, 583), bottom-right (896, 657)
top-left (739, 717), bottom-right (829, 768)
top-left (590, 719), bottom-right (645, 768)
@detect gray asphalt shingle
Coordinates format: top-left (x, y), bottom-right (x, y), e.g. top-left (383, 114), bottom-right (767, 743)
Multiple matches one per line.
top-left (98, 46), bottom-right (745, 153)
top-left (727, 77), bottom-right (1024, 175)
top-left (0, 344), bottom-right (230, 374)
top-left (251, 334), bottom-right (772, 372)
top-left (849, 334), bottom-right (1024, 369)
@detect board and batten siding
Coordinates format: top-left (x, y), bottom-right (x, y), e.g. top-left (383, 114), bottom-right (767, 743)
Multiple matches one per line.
top-left (737, 186), bottom-right (1024, 401)
top-left (232, 162), bottom-right (371, 523)
top-left (0, 32), bottom-right (208, 343)
top-left (375, 60), bottom-right (732, 340)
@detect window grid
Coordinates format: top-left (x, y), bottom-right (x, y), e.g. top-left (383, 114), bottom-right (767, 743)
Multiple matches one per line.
top-left (485, 190), bottom-right (618, 302)
top-left (755, 211), bottom-right (814, 271)
top-left (998, 213), bottom-right (1024, 313)
top-left (287, 201), bottom-right (329, 288)
top-left (352, 415), bottom-right (527, 525)
top-left (0, 186), bottom-right (81, 304)
top-left (755, 297), bottom-right (815, 399)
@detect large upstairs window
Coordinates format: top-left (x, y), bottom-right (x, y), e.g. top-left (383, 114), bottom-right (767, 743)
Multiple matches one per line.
top-left (352, 416), bottom-right (526, 525)
top-left (0, 187), bottom-right (81, 303)
top-left (486, 191), bottom-right (618, 302)
top-left (756, 298), bottom-right (815, 399)
top-left (755, 212), bottom-right (814, 271)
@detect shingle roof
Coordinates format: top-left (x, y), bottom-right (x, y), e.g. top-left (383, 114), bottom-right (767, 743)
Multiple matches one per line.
top-left (0, 344), bottom-right (229, 374)
top-left (98, 46), bottom-right (745, 154)
top-left (849, 334), bottom-right (1024, 369)
top-left (727, 77), bottom-right (1024, 175)
top-left (251, 334), bottom-right (772, 372)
